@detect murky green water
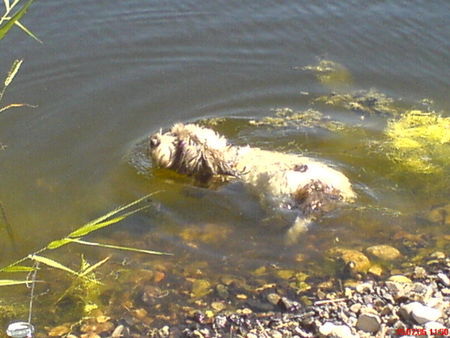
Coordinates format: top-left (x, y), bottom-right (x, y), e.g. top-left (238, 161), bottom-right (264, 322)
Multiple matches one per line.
top-left (0, 0), bottom-right (449, 333)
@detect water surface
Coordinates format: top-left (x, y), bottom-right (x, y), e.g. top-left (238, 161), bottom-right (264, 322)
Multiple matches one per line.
top-left (0, 0), bottom-right (449, 330)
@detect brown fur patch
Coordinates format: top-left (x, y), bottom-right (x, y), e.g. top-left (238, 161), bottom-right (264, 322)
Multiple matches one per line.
top-left (293, 180), bottom-right (343, 216)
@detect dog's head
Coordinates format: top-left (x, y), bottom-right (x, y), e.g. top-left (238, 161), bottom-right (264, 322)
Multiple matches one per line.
top-left (148, 123), bottom-right (239, 181)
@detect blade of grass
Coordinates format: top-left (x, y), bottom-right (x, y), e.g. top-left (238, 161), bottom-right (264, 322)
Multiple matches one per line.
top-left (0, 59), bottom-right (22, 103)
top-left (0, 103), bottom-right (37, 113)
top-left (0, 279), bottom-right (33, 286)
top-left (46, 238), bottom-right (72, 250)
top-left (1, 265), bottom-right (35, 272)
top-left (0, 0), bottom-right (34, 40)
top-left (0, 200), bottom-right (16, 250)
top-left (71, 192), bottom-right (159, 233)
top-left (3, 59), bottom-right (22, 87)
top-left (28, 254), bottom-right (81, 277)
top-left (14, 20), bottom-right (41, 43)
top-left (79, 256), bottom-right (110, 277)
top-left (67, 204), bottom-right (151, 238)
top-left (3, 0), bottom-right (11, 11)
top-left (69, 238), bottom-right (174, 256)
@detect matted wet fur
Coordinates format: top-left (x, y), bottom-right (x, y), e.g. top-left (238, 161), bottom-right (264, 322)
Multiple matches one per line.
top-left (149, 123), bottom-right (356, 243)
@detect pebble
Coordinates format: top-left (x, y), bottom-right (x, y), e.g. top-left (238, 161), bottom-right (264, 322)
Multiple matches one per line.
top-left (211, 301), bottom-right (226, 312)
top-left (424, 321), bottom-right (446, 331)
top-left (430, 251), bottom-right (446, 260)
top-left (327, 247), bottom-right (371, 273)
top-left (356, 310), bottom-right (381, 333)
top-left (349, 303), bottom-right (362, 313)
top-left (319, 322), bottom-right (356, 338)
top-left (365, 245), bottom-right (401, 261)
top-left (266, 293), bottom-right (281, 305)
top-left (410, 303), bottom-right (441, 324)
top-left (413, 266), bottom-right (427, 279)
top-left (400, 301), bottom-right (442, 324)
top-left (111, 325), bottom-right (124, 338)
top-left (437, 272), bottom-right (450, 286)
top-left (387, 275), bottom-right (412, 284)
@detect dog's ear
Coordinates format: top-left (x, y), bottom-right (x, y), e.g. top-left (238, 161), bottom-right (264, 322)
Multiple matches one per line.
top-left (194, 147), bottom-right (237, 182)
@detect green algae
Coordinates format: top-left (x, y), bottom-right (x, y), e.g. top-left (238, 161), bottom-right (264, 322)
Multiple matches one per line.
top-left (385, 110), bottom-right (450, 174)
top-left (249, 108), bottom-right (347, 132)
top-left (301, 59), bottom-right (352, 89)
top-left (314, 88), bottom-right (401, 116)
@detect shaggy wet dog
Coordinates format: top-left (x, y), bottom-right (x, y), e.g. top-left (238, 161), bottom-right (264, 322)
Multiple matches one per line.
top-left (148, 123), bottom-right (356, 243)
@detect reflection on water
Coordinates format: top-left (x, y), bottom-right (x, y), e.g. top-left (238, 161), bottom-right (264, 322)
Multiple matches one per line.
top-left (0, 0), bottom-right (449, 332)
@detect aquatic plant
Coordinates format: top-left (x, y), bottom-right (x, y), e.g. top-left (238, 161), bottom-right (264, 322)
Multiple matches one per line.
top-left (299, 59), bottom-right (352, 90)
top-left (313, 89), bottom-right (401, 116)
top-left (0, 0), bottom-right (40, 42)
top-left (385, 110), bottom-right (450, 174)
top-left (248, 107), bottom-right (347, 132)
top-left (0, 193), bottom-right (172, 287)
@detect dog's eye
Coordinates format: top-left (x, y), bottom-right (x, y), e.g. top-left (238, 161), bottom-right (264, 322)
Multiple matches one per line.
top-left (149, 136), bottom-right (160, 148)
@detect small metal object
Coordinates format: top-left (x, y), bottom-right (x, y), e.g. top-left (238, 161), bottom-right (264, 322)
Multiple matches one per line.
top-left (6, 321), bottom-right (35, 338)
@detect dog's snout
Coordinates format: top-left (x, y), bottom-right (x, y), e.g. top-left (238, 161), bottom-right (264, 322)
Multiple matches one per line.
top-left (149, 136), bottom-right (160, 149)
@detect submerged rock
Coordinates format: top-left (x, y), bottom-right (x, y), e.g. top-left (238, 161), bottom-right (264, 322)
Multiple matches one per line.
top-left (191, 279), bottom-right (212, 298)
top-left (327, 247), bottom-right (371, 274)
top-left (365, 245), bottom-right (401, 261)
top-left (427, 204), bottom-right (450, 225)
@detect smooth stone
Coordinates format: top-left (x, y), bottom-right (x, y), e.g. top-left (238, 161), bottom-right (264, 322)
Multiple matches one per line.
top-left (385, 280), bottom-right (413, 300)
top-left (270, 330), bottom-right (283, 338)
top-left (388, 275), bottom-right (412, 284)
top-left (426, 204), bottom-right (450, 225)
top-left (425, 321), bottom-right (446, 331)
top-left (437, 272), bottom-right (450, 286)
top-left (365, 245), bottom-right (401, 261)
top-left (411, 304), bottom-right (441, 324)
top-left (350, 303), bottom-right (362, 313)
top-left (413, 266), bottom-right (427, 279)
top-left (355, 281), bottom-right (373, 293)
top-left (356, 310), bottom-right (381, 333)
top-left (327, 247), bottom-right (371, 273)
top-left (368, 264), bottom-right (384, 277)
top-left (426, 297), bottom-right (445, 311)
top-left (319, 322), bottom-right (356, 338)
top-left (266, 293), bottom-right (281, 306)
top-left (430, 251), bottom-right (446, 259)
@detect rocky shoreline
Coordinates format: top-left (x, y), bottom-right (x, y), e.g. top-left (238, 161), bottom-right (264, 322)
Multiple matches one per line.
top-left (179, 257), bottom-right (450, 338)
top-left (46, 253), bottom-right (450, 338)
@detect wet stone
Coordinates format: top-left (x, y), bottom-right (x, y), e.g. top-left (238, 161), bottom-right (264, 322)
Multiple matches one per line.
top-left (426, 204), bottom-right (450, 225)
top-left (266, 293), bottom-right (281, 306)
top-left (246, 299), bottom-right (274, 312)
top-left (430, 251), bottom-right (446, 260)
top-left (387, 275), bottom-right (412, 284)
top-left (368, 264), bottom-right (384, 277)
top-left (216, 284), bottom-right (229, 298)
top-left (366, 245), bottom-right (401, 261)
top-left (356, 310), bottom-right (381, 333)
top-left (327, 247), bottom-right (371, 274)
top-left (279, 297), bottom-right (300, 312)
